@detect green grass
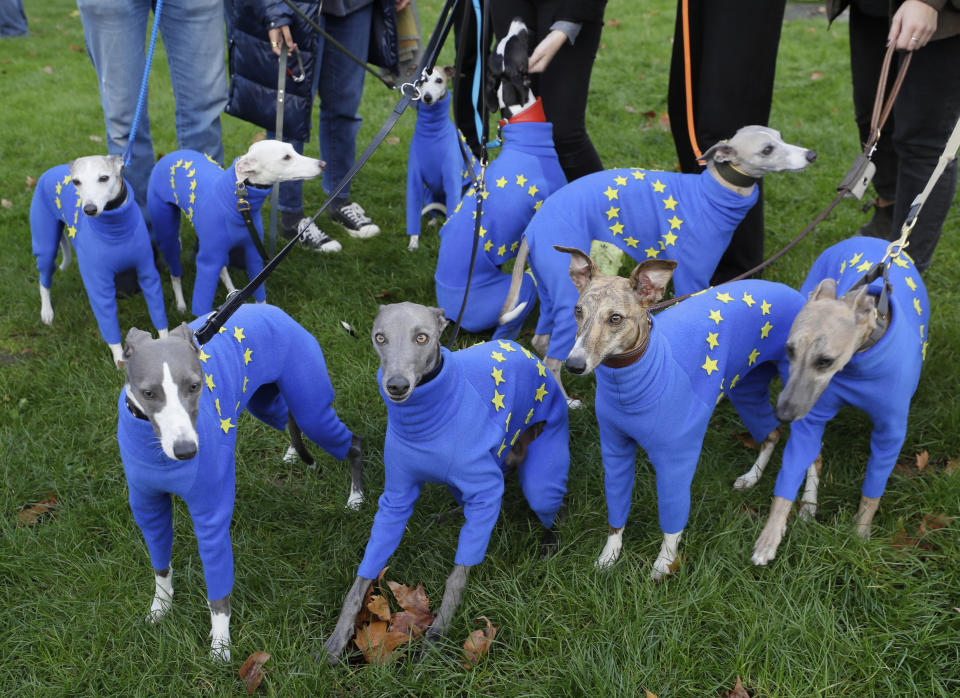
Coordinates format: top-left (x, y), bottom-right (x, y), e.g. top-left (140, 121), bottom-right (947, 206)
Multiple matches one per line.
top-left (1, 1), bottom-right (959, 695)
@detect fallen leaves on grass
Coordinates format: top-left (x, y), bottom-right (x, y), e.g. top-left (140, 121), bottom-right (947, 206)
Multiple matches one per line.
top-left (238, 651), bottom-right (270, 693)
top-left (1, 199), bottom-right (12, 209)
top-left (462, 616), bottom-right (498, 669)
top-left (605, 18), bottom-right (622, 27)
top-left (946, 457), bottom-right (959, 474)
top-left (810, 71), bottom-right (824, 81)
top-left (644, 692), bottom-right (658, 698)
top-left (25, 175), bottom-right (36, 189)
top-left (354, 622), bottom-right (411, 665)
top-left (89, 134), bottom-right (103, 143)
top-left (386, 137), bottom-right (401, 145)
top-left (17, 495), bottom-right (57, 526)
top-left (624, 104), bottom-right (638, 114)
top-left (891, 513), bottom-right (953, 551)
top-left (733, 431), bottom-right (758, 450)
top-left (353, 571), bottom-right (435, 664)
top-left (42, 66), bottom-right (53, 74)
top-left (915, 449), bottom-right (929, 471)
top-left (724, 676), bottom-right (751, 697)
top-left (69, 44), bottom-right (83, 52)
top-left (738, 503), bottom-right (758, 518)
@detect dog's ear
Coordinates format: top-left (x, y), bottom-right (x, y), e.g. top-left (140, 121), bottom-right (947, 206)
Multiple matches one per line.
top-left (485, 55), bottom-right (503, 112)
top-left (235, 152), bottom-right (259, 181)
top-left (843, 285), bottom-right (876, 325)
top-left (107, 153), bottom-right (125, 174)
top-left (555, 245), bottom-right (597, 291)
top-left (429, 306), bottom-right (450, 334)
top-left (123, 327), bottom-right (153, 359)
top-left (808, 278), bottom-right (838, 301)
top-left (442, 65), bottom-right (456, 79)
top-left (629, 259), bottom-right (677, 303)
top-left (170, 322), bottom-right (197, 349)
top-left (702, 140), bottom-right (736, 164)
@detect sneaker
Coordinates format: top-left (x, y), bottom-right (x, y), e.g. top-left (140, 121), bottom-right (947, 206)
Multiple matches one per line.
top-left (329, 200), bottom-right (381, 239)
top-left (294, 218), bottom-right (342, 253)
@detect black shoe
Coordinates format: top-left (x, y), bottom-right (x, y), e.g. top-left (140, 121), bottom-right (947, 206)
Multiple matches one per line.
top-left (329, 200), bottom-right (381, 239)
top-left (291, 218), bottom-right (341, 253)
top-left (855, 202), bottom-right (894, 239)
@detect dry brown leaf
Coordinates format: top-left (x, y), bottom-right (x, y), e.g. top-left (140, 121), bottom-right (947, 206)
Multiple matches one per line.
top-left (733, 431), bottom-right (758, 450)
top-left (462, 616), bottom-right (498, 668)
top-left (920, 512), bottom-right (953, 534)
top-left (624, 104), bottom-right (638, 114)
top-left (89, 134), bottom-right (103, 143)
top-left (386, 137), bottom-right (400, 145)
top-left (42, 66), bottom-right (53, 74)
top-left (367, 594), bottom-right (392, 622)
top-left (389, 608), bottom-right (433, 636)
top-left (17, 495), bottom-right (57, 526)
top-left (605, 18), bottom-right (622, 27)
top-left (915, 450), bottom-right (929, 471)
top-left (25, 175), bottom-right (37, 189)
top-left (69, 44), bottom-right (83, 52)
top-left (251, 132), bottom-right (266, 143)
top-left (810, 71), bottom-right (824, 81)
top-left (354, 621), bottom-right (410, 665)
top-left (946, 457), bottom-right (960, 474)
top-left (387, 581), bottom-right (431, 616)
top-left (954, 607), bottom-right (960, 614)
top-left (724, 675), bottom-right (751, 698)
top-left (738, 503), bottom-right (758, 518)
top-left (238, 650), bottom-right (270, 694)
top-left (641, 109), bottom-right (657, 119)
top-left (645, 691), bottom-right (658, 698)
top-left (1, 199), bottom-right (12, 209)
top-left (658, 110), bottom-right (670, 130)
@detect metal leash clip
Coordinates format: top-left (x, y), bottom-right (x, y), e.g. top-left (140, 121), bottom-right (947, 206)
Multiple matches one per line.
top-left (288, 47), bottom-right (306, 83)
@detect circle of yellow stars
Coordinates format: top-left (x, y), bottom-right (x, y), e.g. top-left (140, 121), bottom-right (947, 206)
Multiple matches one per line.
top-left (198, 323), bottom-right (255, 435)
top-left (486, 340), bottom-right (549, 459)
top-left (168, 158), bottom-right (202, 223)
top-left (600, 169), bottom-right (683, 257)
top-left (54, 173), bottom-right (81, 239)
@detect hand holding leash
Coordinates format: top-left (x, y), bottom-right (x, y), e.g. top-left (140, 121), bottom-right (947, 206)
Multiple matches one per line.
top-left (888, 0), bottom-right (937, 50)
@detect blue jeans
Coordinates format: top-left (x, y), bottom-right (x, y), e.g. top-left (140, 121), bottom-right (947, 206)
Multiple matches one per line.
top-left (269, 5), bottom-right (372, 213)
top-left (0, 0), bottom-right (28, 37)
top-left (77, 0), bottom-right (227, 223)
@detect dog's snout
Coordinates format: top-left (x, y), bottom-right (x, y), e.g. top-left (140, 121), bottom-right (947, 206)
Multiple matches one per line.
top-left (565, 356), bottom-right (586, 375)
top-left (774, 403), bottom-right (796, 423)
top-left (317, 160), bottom-right (326, 170)
top-left (422, 95), bottom-right (433, 105)
top-left (172, 440), bottom-right (198, 460)
top-left (385, 376), bottom-right (410, 398)
top-left (82, 203), bottom-right (99, 216)
top-left (805, 150), bottom-right (818, 163)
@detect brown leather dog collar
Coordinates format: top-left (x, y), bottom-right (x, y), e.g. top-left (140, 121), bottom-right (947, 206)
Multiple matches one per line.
top-left (601, 329), bottom-right (651, 369)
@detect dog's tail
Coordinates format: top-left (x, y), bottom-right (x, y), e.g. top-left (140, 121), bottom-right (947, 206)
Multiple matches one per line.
top-left (57, 236), bottom-right (72, 272)
top-left (499, 237), bottom-right (530, 325)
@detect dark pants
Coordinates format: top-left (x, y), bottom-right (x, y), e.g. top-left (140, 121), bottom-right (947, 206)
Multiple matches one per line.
top-left (850, 4), bottom-right (960, 272)
top-left (667, 0), bottom-right (786, 284)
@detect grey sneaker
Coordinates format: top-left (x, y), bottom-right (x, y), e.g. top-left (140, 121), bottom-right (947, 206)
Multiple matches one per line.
top-left (294, 218), bottom-right (341, 253)
top-left (329, 200), bottom-right (381, 239)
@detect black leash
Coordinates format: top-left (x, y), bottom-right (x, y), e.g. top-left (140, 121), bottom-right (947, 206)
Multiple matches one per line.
top-left (235, 179), bottom-right (270, 261)
top-left (281, 0), bottom-right (397, 90)
top-left (196, 0), bottom-right (461, 345)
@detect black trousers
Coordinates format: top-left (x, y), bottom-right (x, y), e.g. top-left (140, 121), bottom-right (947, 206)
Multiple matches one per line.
top-left (850, 4), bottom-right (960, 272)
top-left (667, 0), bottom-right (786, 284)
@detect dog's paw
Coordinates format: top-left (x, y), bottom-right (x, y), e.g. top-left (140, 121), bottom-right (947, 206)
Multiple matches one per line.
top-left (798, 502), bottom-right (817, 521)
top-left (282, 445), bottom-right (299, 464)
top-left (407, 235), bottom-right (420, 251)
top-left (146, 595), bottom-right (172, 624)
top-left (595, 543), bottom-right (622, 569)
top-left (650, 554), bottom-right (677, 581)
top-left (752, 525), bottom-right (785, 566)
top-left (345, 488), bottom-right (364, 511)
top-left (40, 308), bottom-right (54, 325)
top-left (855, 521), bottom-right (872, 541)
top-left (176, 300), bottom-right (187, 313)
top-left (566, 397), bottom-right (583, 410)
top-left (209, 642), bottom-right (230, 663)
top-left (733, 467), bottom-right (761, 491)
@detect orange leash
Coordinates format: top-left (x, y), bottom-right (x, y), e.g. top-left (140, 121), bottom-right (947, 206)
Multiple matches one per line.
top-left (681, 0), bottom-right (703, 161)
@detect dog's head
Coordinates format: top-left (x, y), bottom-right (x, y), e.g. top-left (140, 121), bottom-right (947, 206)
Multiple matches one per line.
top-left (558, 246), bottom-right (676, 376)
top-left (235, 140), bottom-right (325, 187)
top-left (486, 18), bottom-right (535, 117)
top-left (69, 154), bottom-right (126, 217)
top-left (372, 302), bottom-right (447, 403)
top-left (123, 323), bottom-right (203, 460)
top-left (419, 66), bottom-right (455, 106)
top-left (702, 125), bottom-right (817, 178)
top-left (775, 279), bottom-right (877, 422)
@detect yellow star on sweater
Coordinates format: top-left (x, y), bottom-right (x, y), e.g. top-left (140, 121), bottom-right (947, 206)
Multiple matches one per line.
top-left (184, 160), bottom-right (193, 169)
top-left (632, 170), bottom-right (646, 180)
top-left (497, 440), bottom-right (507, 457)
top-left (747, 348), bottom-right (760, 366)
top-left (534, 200), bottom-right (543, 210)
top-left (242, 376), bottom-right (249, 393)
top-left (497, 244), bottom-right (506, 256)
top-left (663, 231), bottom-right (678, 246)
top-left (478, 225), bottom-right (487, 238)
top-left (668, 215), bottom-right (683, 230)
top-left (741, 292), bottom-right (755, 307)
top-left (525, 407), bottom-right (535, 424)
top-left (484, 240), bottom-right (493, 252)
top-left (215, 398), bottom-right (222, 416)
top-left (198, 348), bottom-right (211, 363)
top-left (730, 373), bottom-right (740, 389)
top-left (55, 182), bottom-right (62, 195)
top-left (528, 184), bottom-right (539, 197)
top-left (66, 225), bottom-right (77, 239)
top-left (505, 412), bottom-right (512, 431)
top-left (702, 355), bottom-right (719, 375)
top-left (491, 351), bottom-right (506, 363)
top-left (663, 195), bottom-right (678, 211)
top-left (186, 169), bottom-right (196, 178)
top-left (840, 260), bottom-right (847, 274)
top-left (856, 260), bottom-right (873, 273)
top-left (205, 373), bottom-right (216, 391)
top-left (243, 348), bottom-right (253, 365)
top-left (905, 276), bottom-right (917, 291)
top-left (614, 175), bottom-right (628, 186)
top-left (219, 417), bottom-right (235, 434)
top-left (491, 390), bottom-right (506, 411)
top-left (497, 340), bottom-right (516, 352)
top-left (516, 174), bottom-right (527, 187)
top-left (511, 241), bottom-right (519, 252)
top-left (849, 252), bottom-right (863, 266)
top-left (534, 383), bottom-right (549, 402)
top-left (491, 367), bottom-right (505, 386)
top-left (604, 186), bottom-right (619, 201)
top-left (760, 321), bottom-right (773, 339)
top-left (233, 326), bottom-right (245, 343)
top-left (536, 361), bottom-right (546, 377)
top-left (642, 244), bottom-right (657, 256)
top-left (610, 222), bottom-right (624, 236)
top-left (760, 300), bottom-right (771, 315)
top-left (708, 309), bottom-right (723, 324)
top-left (189, 192), bottom-right (196, 204)
top-left (716, 291), bottom-right (733, 304)
top-left (605, 206), bottom-right (620, 219)
top-left (651, 179), bottom-right (666, 193)
top-left (706, 332), bottom-right (719, 350)
top-left (893, 256), bottom-right (909, 268)
top-left (496, 176), bottom-right (507, 188)
top-left (190, 179), bottom-right (197, 191)
top-left (913, 297), bottom-right (922, 315)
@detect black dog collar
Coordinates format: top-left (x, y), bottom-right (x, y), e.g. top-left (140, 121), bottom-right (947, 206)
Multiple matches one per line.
top-left (714, 160), bottom-right (759, 188)
top-left (103, 180), bottom-right (128, 211)
top-left (125, 395), bottom-right (150, 421)
top-left (417, 353), bottom-right (444, 387)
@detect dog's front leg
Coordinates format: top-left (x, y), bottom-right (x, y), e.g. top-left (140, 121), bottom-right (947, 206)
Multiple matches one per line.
top-left (108, 342), bottom-right (124, 368)
top-left (219, 267), bottom-right (237, 294)
top-left (208, 595), bottom-right (231, 661)
top-left (853, 495), bottom-right (881, 540)
top-left (752, 496), bottom-right (792, 565)
top-left (147, 566), bottom-right (173, 623)
top-left (651, 531), bottom-right (682, 581)
top-left (39, 282), bottom-right (54, 325)
top-left (170, 275), bottom-right (187, 313)
top-left (531, 333), bottom-right (550, 356)
top-left (346, 434), bottom-right (364, 510)
top-left (407, 234), bottom-right (419, 251)
top-left (798, 455), bottom-right (823, 521)
top-left (544, 356), bottom-right (582, 409)
top-left (733, 427), bottom-right (782, 490)
top-left (425, 564), bottom-right (470, 642)
top-left (595, 526), bottom-right (624, 568)
top-left (323, 575), bottom-right (373, 665)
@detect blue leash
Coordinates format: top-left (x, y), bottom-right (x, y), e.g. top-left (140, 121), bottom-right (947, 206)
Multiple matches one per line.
top-left (123, 0), bottom-right (164, 168)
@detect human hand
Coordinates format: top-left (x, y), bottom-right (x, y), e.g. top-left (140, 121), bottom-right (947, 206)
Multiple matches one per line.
top-left (888, 0), bottom-right (937, 50)
top-left (395, 0), bottom-right (411, 11)
top-left (268, 25), bottom-right (297, 57)
top-left (528, 29), bottom-right (568, 74)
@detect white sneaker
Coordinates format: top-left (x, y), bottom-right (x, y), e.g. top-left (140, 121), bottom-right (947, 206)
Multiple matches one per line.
top-left (297, 219), bottom-right (341, 253)
top-left (330, 201), bottom-right (381, 239)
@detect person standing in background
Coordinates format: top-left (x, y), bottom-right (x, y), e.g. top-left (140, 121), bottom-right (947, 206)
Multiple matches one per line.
top-left (0, 0), bottom-right (28, 37)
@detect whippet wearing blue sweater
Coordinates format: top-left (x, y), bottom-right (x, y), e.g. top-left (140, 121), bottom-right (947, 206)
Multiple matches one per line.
top-left (118, 304), bottom-right (363, 660)
top-left (323, 302), bottom-right (569, 663)
top-left (558, 246), bottom-right (805, 579)
top-left (733, 237), bottom-right (930, 566)
top-left (31, 155), bottom-right (171, 367)
top-left (500, 126), bottom-right (817, 404)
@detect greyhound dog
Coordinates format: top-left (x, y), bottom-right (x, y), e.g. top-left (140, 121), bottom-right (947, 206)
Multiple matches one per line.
top-left (405, 66), bottom-right (477, 252)
top-left (558, 247), bottom-right (805, 578)
top-left (30, 154), bottom-right (171, 367)
top-left (500, 126), bottom-right (817, 403)
top-left (732, 237), bottom-right (929, 565)
top-left (432, 18), bottom-right (566, 338)
top-left (322, 302), bottom-right (569, 663)
top-left (147, 140), bottom-right (329, 316)
top-left (117, 303), bottom-right (363, 660)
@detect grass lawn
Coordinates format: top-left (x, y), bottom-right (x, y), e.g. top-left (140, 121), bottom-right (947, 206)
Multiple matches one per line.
top-left (1, 0), bottom-right (958, 695)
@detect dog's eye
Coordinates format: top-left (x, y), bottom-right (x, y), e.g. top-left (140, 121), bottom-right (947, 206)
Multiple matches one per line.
top-left (189, 382), bottom-right (201, 393)
top-left (785, 344), bottom-right (795, 361)
top-left (609, 313), bottom-right (623, 325)
top-left (142, 389), bottom-right (155, 399)
top-left (814, 356), bottom-right (833, 370)
top-left (71, 179), bottom-right (81, 187)
top-left (97, 175), bottom-right (109, 183)
top-left (761, 145), bottom-right (774, 156)
top-left (375, 333), bottom-right (386, 344)
top-left (416, 333), bottom-right (428, 344)
top-left (283, 154), bottom-right (292, 161)
top-left (435, 77), bottom-right (442, 83)
top-left (574, 305), bottom-right (583, 317)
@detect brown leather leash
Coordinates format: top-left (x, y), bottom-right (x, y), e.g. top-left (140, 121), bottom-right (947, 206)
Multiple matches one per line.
top-left (647, 45), bottom-right (911, 315)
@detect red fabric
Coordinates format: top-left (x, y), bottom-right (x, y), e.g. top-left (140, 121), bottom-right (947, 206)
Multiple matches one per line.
top-left (499, 97), bottom-right (546, 127)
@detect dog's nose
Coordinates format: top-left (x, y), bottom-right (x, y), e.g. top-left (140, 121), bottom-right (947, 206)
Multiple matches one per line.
top-left (423, 95), bottom-right (433, 105)
top-left (317, 160), bottom-right (326, 170)
top-left (565, 356), bottom-right (586, 375)
top-left (774, 404), bottom-right (795, 423)
top-left (82, 203), bottom-right (98, 216)
top-left (385, 376), bottom-right (410, 398)
top-left (805, 150), bottom-right (818, 163)
top-left (172, 440), bottom-right (198, 460)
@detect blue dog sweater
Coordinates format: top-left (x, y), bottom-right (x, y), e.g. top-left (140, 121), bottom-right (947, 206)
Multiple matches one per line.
top-left (773, 237), bottom-right (929, 502)
top-left (406, 93), bottom-right (476, 239)
top-left (593, 280), bottom-right (804, 534)
top-left (117, 303), bottom-right (353, 601)
top-left (357, 340), bottom-right (570, 579)
top-left (434, 120), bottom-right (566, 338)
top-left (30, 165), bottom-right (168, 345)
top-left (524, 167), bottom-right (758, 361)
top-left (147, 151), bottom-right (270, 316)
